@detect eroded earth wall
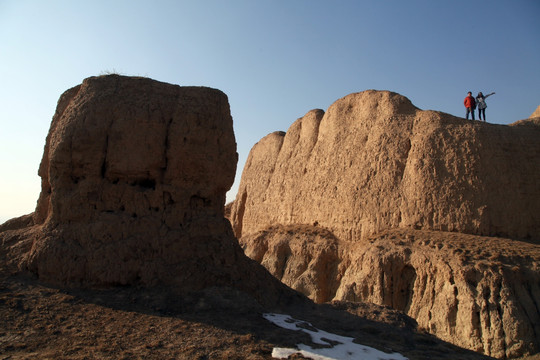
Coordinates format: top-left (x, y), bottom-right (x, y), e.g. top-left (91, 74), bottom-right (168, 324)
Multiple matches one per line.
top-left (230, 91), bottom-right (540, 358)
top-left (231, 90), bottom-right (540, 242)
top-left (0, 75), bottom-right (297, 307)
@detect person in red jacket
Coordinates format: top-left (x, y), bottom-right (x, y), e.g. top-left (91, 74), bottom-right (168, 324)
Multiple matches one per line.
top-left (464, 91), bottom-right (476, 120)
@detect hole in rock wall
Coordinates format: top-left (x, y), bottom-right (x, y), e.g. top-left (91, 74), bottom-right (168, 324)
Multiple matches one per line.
top-left (394, 264), bottom-right (417, 313)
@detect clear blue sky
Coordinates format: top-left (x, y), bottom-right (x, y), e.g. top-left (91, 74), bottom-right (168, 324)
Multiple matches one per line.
top-left (1, 0), bottom-right (539, 224)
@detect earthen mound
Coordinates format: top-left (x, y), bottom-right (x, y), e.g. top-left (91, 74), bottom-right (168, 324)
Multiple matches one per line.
top-left (230, 90), bottom-right (540, 242)
top-left (229, 90), bottom-right (540, 358)
top-left (0, 75), bottom-right (295, 306)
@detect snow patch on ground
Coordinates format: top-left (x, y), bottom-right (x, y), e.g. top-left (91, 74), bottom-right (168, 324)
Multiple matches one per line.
top-left (263, 313), bottom-right (408, 360)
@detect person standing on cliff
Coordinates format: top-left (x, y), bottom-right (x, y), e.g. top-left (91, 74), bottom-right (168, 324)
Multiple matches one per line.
top-left (464, 91), bottom-right (476, 120)
top-left (476, 91), bottom-right (495, 122)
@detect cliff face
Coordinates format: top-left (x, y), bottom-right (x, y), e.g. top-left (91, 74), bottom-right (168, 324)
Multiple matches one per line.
top-left (231, 90), bottom-right (540, 242)
top-left (230, 91), bottom-right (540, 358)
top-left (0, 75), bottom-right (295, 306)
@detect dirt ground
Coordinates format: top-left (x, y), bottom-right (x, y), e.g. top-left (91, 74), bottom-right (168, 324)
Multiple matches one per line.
top-left (0, 267), bottom-right (497, 360)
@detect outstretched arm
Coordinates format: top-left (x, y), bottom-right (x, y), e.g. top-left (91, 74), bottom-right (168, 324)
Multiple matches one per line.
top-left (485, 92), bottom-right (495, 98)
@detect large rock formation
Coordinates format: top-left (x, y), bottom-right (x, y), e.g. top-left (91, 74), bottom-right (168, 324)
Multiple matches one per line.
top-left (229, 91), bottom-right (540, 358)
top-left (0, 75), bottom-right (295, 306)
top-left (241, 226), bottom-right (540, 359)
top-left (230, 91), bottom-right (540, 242)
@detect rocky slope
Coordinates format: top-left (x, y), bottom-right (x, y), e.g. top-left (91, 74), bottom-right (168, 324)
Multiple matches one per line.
top-left (0, 270), bottom-right (495, 360)
top-left (229, 91), bottom-right (540, 358)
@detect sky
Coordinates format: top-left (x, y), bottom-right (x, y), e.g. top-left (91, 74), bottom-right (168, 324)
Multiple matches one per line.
top-left (1, 0), bottom-right (539, 224)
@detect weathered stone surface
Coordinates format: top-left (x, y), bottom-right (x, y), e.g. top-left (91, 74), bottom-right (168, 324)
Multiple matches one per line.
top-left (240, 225), bottom-right (540, 359)
top-left (0, 75), bottom-right (296, 306)
top-left (231, 91), bottom-right (540, 242)
top-left (230, 91), bottom-right (540, 358)
top-left (242, 224), bottom-right (342, 304)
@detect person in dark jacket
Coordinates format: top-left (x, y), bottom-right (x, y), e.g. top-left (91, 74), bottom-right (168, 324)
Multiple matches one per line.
top-left (476, 91), bottom-right (495, 122)
top-left (464, 91), bottom-right (476, 120)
